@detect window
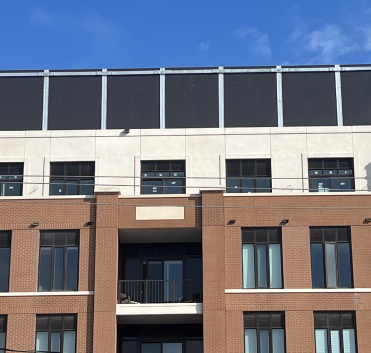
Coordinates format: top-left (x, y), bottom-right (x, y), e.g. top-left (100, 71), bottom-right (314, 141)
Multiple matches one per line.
top-left (310, 227), bottom-right (353, 289)
top-left (242, 228), bottom-right (282, 289)
top-left (244, 312), bottom-right (285, 353)
top-left (141, 161), bottom-right (185, 194)
top-left (0, 163), bottom-right (23, 196)
top-left (0, 232), bottom-right (11, 292)
top-left (38, 231), bottom-right (79, 291)
top-left (36, 315), bottom-right (76, 353)
top-left (226, 159), bottom-right (271, 193)
top-left (0, 316), bottom-right (6, 353)
top-left (50, 162), bottom-right (94, 195)
top-left (308, 158), bottom-right (354, 192)
top-left (314, 312), bottom-right (357, 353)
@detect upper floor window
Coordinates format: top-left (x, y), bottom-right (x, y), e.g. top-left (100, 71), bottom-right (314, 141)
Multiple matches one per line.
top-left (36, 315), bottom-right (76, 353)
top-left (226, 159), bottom-right (271, 193)
top-left (244, 312), bottom-right (285, 353)
top-left (314, 312), bottom-right (356, 353)
top-left (38, 231), bottom-right (79, 292)
top-left (50, 162), bottom-right (94, 196)
top-left (0, 163), bottom-right (23, 196)
top-left (308, 158), bottom-right (354, 192)
top-left (0, 232), bottom-right (11, 292)
top-left (141, 161), bottom-right (185, 194)
top-left (242, 228), bottom-right (282, 289)
top-left (0, 315), bottom-right (6, 353)
top-left (310, 227), bottom-right (353, 289)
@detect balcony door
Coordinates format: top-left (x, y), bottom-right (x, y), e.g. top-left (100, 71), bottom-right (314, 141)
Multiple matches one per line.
top-left (142, 342), bottom-right (182, 353)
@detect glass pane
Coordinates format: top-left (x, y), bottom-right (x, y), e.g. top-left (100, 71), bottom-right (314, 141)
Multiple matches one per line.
top-left (141, 343), bottom-right (161, 353)
top-left (226, 161), bottom-right (240, 177)
top-left (315, 329), bottom-right (328, 353)
top-left (0, 248), bottom-right (10, 292)
top-left (257, 245), bottom-right (267, 287)
top-left (338, 243), bottom-right (352, 288)
top-left (343, 329), bottom-right (356, 353)
top-left (141, 161), bottom-right (155, 172)
top-left (147, 261), bottom-right (163, 303)
top-left (186, 340), bottom-right (203, 353)
top-left (3, 182), bottom-right (22, 196)
top-left (244, 329), bottom-right (257, 353)
top-left (50, 179), bottom-right (65, 195)
top-left (272, 329), bottom-right (285, 353)
top-left (50, 163), bottom-right (64, 176)
top-left (163, 343), bottom-right (182, 353)
top-left (122, 340), bottom-right (137, 353)
top-left (164, 179), bottom-right (184, 194)
top-left (39, 247), bottom-right (52, 291)
top-left (51, 333), bottom-right (61, 353)
top-left (171, 161), bottom-right (184, 171)
top-left (66, 247), bottom-right (79, 291)
top-left (164, 260), bottom-right (183, 302)
top-left (53, 248), bottom-right (64, 290)
top-left (226, 178), bottom-right (241, 193)
top-left (186, 258), bottom-right (202, 301)
top-left (125, 259), bottom-right (140, 280)
top-left (63, 331), bottom-right (76, 353)
top-left (260, 330), bottom-right (269, 353)
top-left (256, 178), bottom-right (271, 193)
top-left (81, 163), bottom-right (94, 176)
top-left (332, 178), bottom-right (353, 191)
top-left (330, 330), bottom-right (340, 353)
top-left (241, 161), bottom-right (255, 176)
top-left (242, 178), bottom-right (255, 193)
top-left (310, 178), bottom-right (331, 192)
top-left (242, 244), bottom-right (255, 288)
top-left (0, 333), bottom-right (5, 351)
top-left (142, 179), bottom-right (163, 194)
top-left (325, 243), bottom-right (337, 287)
top-left (157, 161), bottom-right (170, 171)
top-left (156, 172), bottom-right (170, 177)
top-left (269, 244), bottom-right (282, 288)
top-left (66, 180), bottom-right (78, 195)
top-left (171, 171), bottom-right (185, 177)
top-left (36, 332), bottom-right (48, 352)
top-left (66, 164), bottom-right (79, 176)
top-left (311, 244), bottom-right (325, 288)
top-left (80, 179), bottom-right (94, 195)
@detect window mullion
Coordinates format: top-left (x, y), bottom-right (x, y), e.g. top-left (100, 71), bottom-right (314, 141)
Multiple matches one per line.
top-left (256, 329), bottom-right (261, 353)
top-left (50, 244), bottom-right (55, 291)
top-left (254, 241), bottom-right (258, 289)
top-left (266, 241), bottom-right (270, 289)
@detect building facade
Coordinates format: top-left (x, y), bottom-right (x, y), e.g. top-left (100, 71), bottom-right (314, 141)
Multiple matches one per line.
top-left (0, 65), bottom-right (371, 353)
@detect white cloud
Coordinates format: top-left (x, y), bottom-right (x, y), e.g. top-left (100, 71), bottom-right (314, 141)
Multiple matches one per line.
top-left (233, 26), bottom-right (271, 59)
top-left (198, 41), bottom-right (210, 53)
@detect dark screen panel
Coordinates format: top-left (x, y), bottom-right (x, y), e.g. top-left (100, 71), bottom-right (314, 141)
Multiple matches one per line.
top-left (224, 73), bottom-right (277, 127)
top-left (341, 71), bottom-right (371, 126)
top-left (282, 72), bottom-right (337, 126)
top-left (107, 75), bottom-right (160, 129)
top-left (48, 76), bottom-right (101, 130)
top-left (0, 77), bottom-right (43, 131)
top-left (165, 74), bottom-right (218, 128)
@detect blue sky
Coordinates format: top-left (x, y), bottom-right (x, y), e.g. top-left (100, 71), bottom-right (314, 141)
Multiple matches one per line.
top-left (1, 0), bottom-right (371, 70)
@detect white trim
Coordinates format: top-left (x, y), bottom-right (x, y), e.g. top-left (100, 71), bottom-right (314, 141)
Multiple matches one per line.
top-left (335, 65), bottom-right (344, 126)
top-left (225, 288), bottom-right (371, 294)
top-left (42, 70), bottom-right (49, 131)
top-left (0, 291), bottom-right (94, 297)
top-left (101, 69), bottom-right (108, 130)
top-left (116, 303), bottom-right (203, 316)
top-left (276, 66), bottom-right (283, 127)
top-left (160, 68), bottom-right (166, 129)
top-left (218, 67), bottom-right (224, 128)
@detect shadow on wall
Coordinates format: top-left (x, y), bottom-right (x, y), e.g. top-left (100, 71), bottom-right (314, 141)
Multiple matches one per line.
top-left (365, 162), bottom-right (371, 191)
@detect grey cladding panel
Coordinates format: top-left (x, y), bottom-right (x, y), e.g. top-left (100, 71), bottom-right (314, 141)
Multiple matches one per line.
top-left (165, 74), bottom-right (219, 128)
top-left (341, 71), bottom-right (371, 126)
top-left (282, 72), bottom-right (337, 126)
top-left (0, 77), bottom-right (43, 131)
top-left (48, 77), bottom-right (101, 130)
top-left (224, 73), bottom-right (277, 127)
top-left (107, 75), bottom-right (160, 129)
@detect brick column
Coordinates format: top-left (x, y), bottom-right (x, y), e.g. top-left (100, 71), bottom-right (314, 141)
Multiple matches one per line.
top-left (285, 311), bottom-right (314, 353)
top-left (201, 189), bottom-right (226, 353)
top-left (93, 192), bottom-right (119, 353)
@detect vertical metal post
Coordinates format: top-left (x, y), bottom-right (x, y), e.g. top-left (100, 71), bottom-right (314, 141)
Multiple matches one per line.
top-left (160, 68), bottom-right (166, 129)
top-left (276, 66), bottom-right (284, 127)
top-left (218, 67), bottom-right (224, 128)
top-left (42, 70), bottom-right (49, 131)
top-left (101, 69), bottom-right (108, 130)
top-left (144, 279), bottom-right (148, 303)
top-left (335, 65), bottom-right (344, 126)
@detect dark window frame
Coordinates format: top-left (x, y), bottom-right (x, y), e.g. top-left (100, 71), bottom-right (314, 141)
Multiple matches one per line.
top-left (310, 227), bottom-right (353, 289)
top-left (308, 158), bottom-right (355, 192)
top-left (226, 159), bottom-right (272, 193)
top-left (141, 160), bottom-right (186, 195)
top-left (49, 162), bottom-right (95, 196)
top-left (35, 314), bottom-right (77, 353)
top-left (241, 228), bottom-right (283, 289)
top-left (313, 312), bottom-right (357, 353)
top-left (244, 312), bottom-right (286, 353)
top-left (38, 231), bottom-right (80, 292)
top-left (0, 163), bottom-right (23, 196)
top-left (0, 232), bottom-right (11, 292)
top-left (0, 315), bottom-right (6, 353)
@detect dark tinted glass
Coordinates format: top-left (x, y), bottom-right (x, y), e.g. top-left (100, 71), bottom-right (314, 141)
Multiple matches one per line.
top-left (311, 243), bottom-right (325, 288)
top-left (65, 164), bottom-right (79, 176)
top-left (50, 164), bottom-right (65, 176)
top-left (125, 259), bottom-right (140, 280)
top-left (39, 247), bottom-right (52, 291)
top-left (226, 161), bottom-right (240, 177)
top-left (121, 341), bottom-right (137, 353)
top-left (66, 247), bottom-right (79, 291)
top-left (186, 340), bottom-right (203, 353)
top-left (0, 248), bottom-right (10, 292)
top-left (53, 248), bottom-right (64, 290)
top-left (338, 243), bottom-right (352, 288)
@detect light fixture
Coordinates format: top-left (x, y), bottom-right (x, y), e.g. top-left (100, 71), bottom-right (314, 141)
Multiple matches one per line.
top-left (228, 219), bottom-right (236, 225)
top-left (281, 219), bottom-right (289, 225)
top-left (86, 221), bottom-right (94, 226)
top-left (364, 218), bottom-right (371, 223)
top-left (123, 128), bottom-right (130, 133)
top-left (31, 222), bottom-right (39, 227)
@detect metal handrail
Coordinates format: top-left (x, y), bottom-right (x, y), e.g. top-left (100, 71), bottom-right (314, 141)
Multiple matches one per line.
top-left (118, 279), bottom-right (202, 304)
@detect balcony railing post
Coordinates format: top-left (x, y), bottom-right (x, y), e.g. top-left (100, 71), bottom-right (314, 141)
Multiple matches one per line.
top-left (172, 279), bottom-right (176, 302)
top-left (144, 279), bottom-right (148, 303)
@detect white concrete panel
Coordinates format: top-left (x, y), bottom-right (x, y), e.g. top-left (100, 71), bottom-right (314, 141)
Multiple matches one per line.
top-left (225, 133), bottom-right (271, 156)
top-left (50, 136), bottom-right (96, 158)
top-left (136, 206), bottom-right (184, 220)
top-left (307, 133), bottom-right (353, 154)
top-left (352, 133), bottom-right (371, 191)
top-left (140, 134), bottom-right (186, 157)
top-left (116, 303), bottom-right (203, 316)
top-left (0, 138), bottom-right (25, 158)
